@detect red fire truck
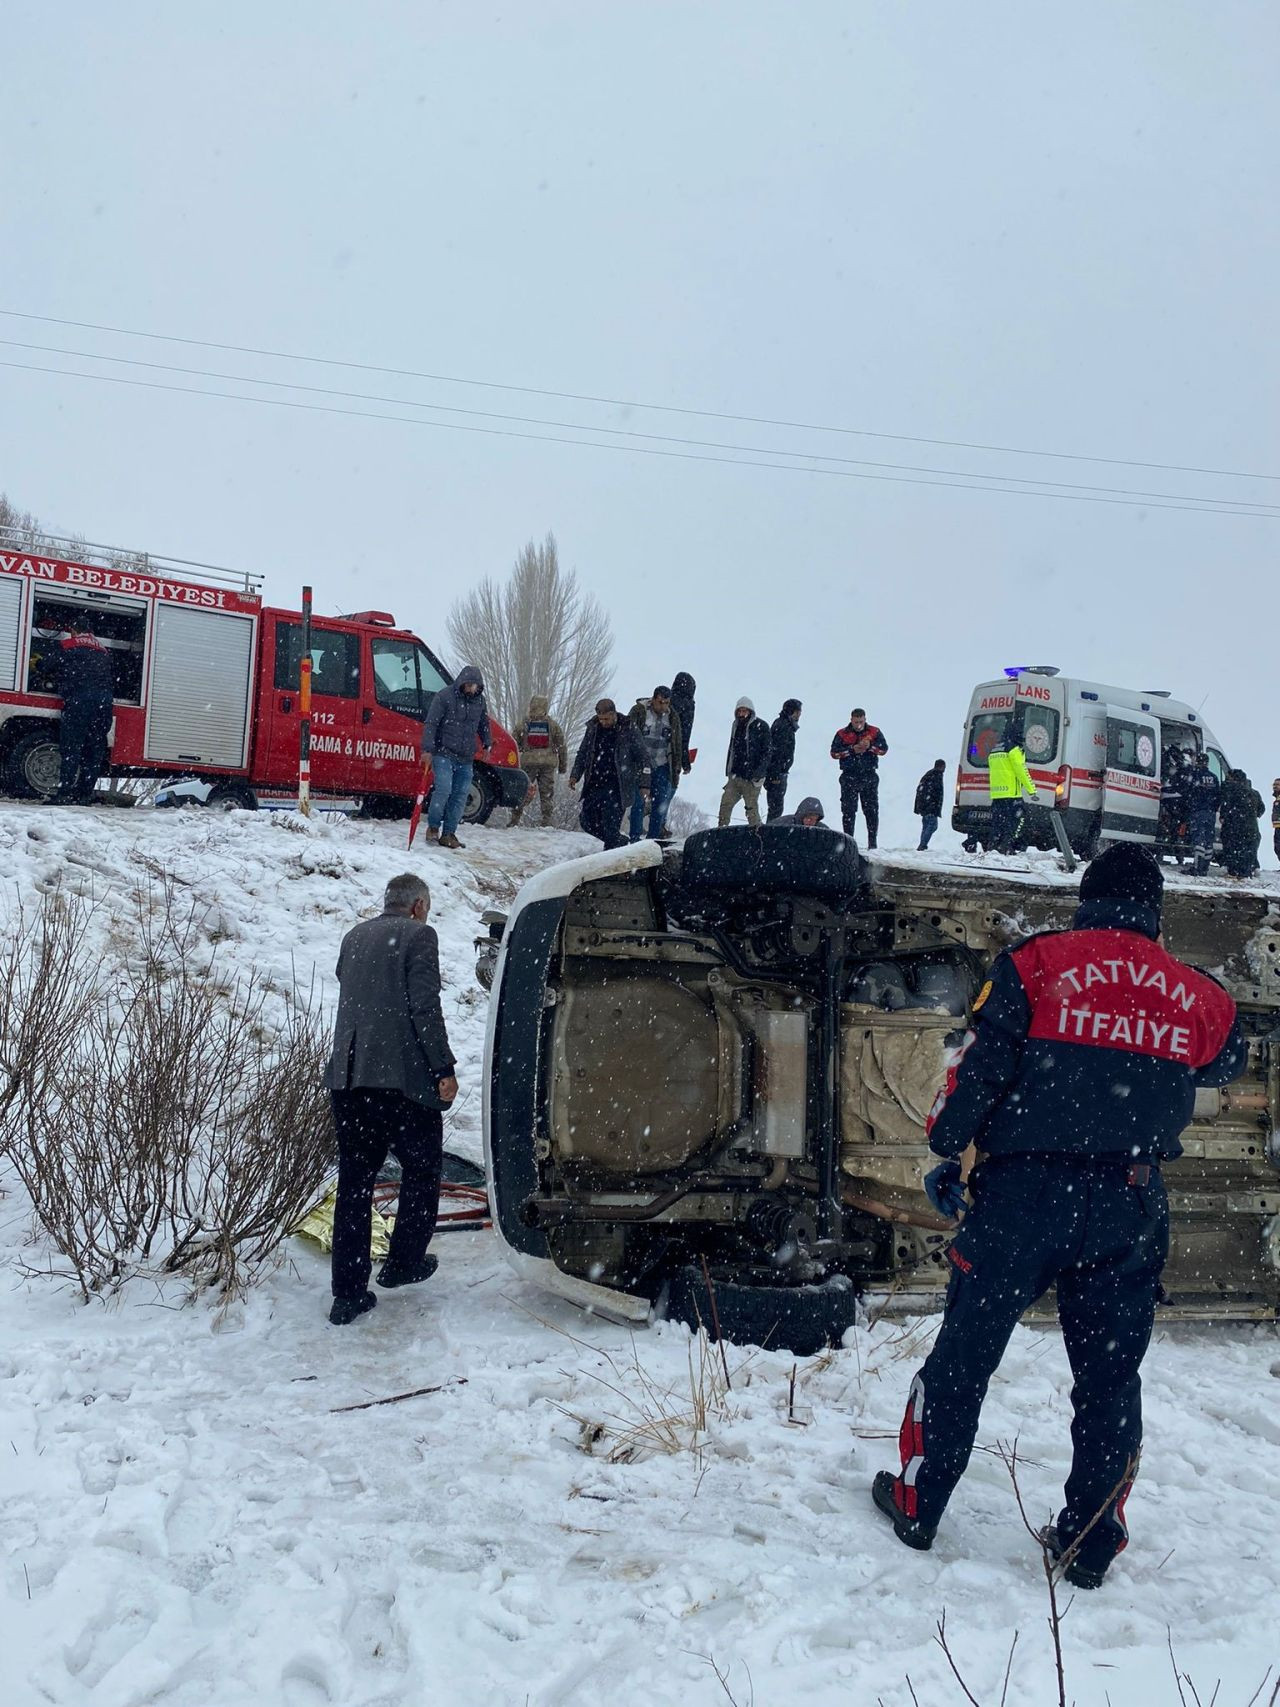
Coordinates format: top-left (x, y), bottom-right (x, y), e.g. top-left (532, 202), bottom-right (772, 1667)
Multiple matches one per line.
top-left (0, 537), bottom-right (529, 820)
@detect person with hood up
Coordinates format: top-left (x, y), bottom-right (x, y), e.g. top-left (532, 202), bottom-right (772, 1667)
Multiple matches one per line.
top-left (1272, 778), bottom-right (1280, 865)
top-left (420, 664), bottom-right (492, 848)
top-left (670, 673), bottom-right (696, 772)
top-left (510, 695), bottom-right (567, 827)
top-left (627, 685), bottom-right (684, 842)
top-left (765, 699), bottom-right (803, 821)
top-left (1218, 769), bottom-right (1264, 878)
top-left (569, 698), bottom-right (649, 848)
top-left (914, 760), bottom-right (948, 850)
top-left (986, 723), bottom-right (1038, 855)
top-left (874, 844), bottom-right (1245, 1588)
top-left (772, 795), bottom-right (825, 827)
top-left (719, 697), bottom-right (771, 826)
top-left (830, 709), bottom-right (888, 847)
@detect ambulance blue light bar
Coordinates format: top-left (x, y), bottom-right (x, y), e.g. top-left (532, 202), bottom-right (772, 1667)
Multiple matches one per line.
top-left (1003, 666), bottom-right (1029, 678)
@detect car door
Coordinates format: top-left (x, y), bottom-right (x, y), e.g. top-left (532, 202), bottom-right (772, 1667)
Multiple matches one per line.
top-left (1102, 707), bottom-right (1162, 842)
top-left (360, 633), bottom-right (431, 798)
top-left (262, 617), bottom-right (365, 794)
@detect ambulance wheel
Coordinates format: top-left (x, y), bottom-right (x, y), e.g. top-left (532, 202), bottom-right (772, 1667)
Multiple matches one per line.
top-left (205, 782), bottom-right (259, 812)
top-left (5, 730), bottom-right (62, 800)
top-left (462, 769), bottom-right (498, 825)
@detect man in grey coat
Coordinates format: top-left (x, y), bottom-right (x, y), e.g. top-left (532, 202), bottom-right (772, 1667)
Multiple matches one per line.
top-left (324, 873), bottom-right (458, 1324)
top-left (422, 664), bottom-right (492, 849)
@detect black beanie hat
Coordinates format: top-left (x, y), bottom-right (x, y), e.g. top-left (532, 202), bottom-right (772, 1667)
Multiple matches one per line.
top-left (1079, 843), bottom-right (1164, 919)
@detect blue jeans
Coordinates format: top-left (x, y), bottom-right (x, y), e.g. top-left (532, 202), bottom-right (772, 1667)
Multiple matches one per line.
top-left (629, 765), bottom-right (674, 841)
top-left (918, 813), bottom-right (940, 850)
top-left (427, 754), bottom-right (473, 835)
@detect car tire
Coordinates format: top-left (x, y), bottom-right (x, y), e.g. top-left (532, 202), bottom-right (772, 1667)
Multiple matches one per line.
top-left (679, 824), bottom-right (867, 900)
top-left (463, 767), bottom-right (498, 825)
top-left (665, 1266), bottom-right (859, 1357)
top-left (4, 729), bottom-right (62, 800)
top-left (205, 782), bottom-right (259, 812)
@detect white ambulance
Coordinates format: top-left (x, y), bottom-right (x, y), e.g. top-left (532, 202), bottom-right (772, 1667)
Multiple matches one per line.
top-left (953, 667), bottom-right (1231, 858)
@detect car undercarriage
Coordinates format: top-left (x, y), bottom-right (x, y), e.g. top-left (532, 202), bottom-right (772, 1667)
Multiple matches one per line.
top-left (481, 829), bottom-right (1280, 1352)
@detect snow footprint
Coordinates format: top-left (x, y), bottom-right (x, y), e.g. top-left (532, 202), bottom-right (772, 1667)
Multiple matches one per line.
top-left (280, 1655), bottom-right (337, 1705)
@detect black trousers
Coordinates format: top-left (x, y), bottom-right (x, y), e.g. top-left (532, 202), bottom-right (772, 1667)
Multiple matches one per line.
top-left (989, 797), bottom-right (1022, 855)
top-left (891, 1154), bottom-right (1169, 1575)
top-left (580, 783), bottom-right (626, 848)
top-left (839, 772), bottom-right (879, 845)
top-left (57, 693), bottom-right (113, 799)
top-left (765, 779), bottom-right (788, 821)
top-left (330, 1088), bottom-right (444, 1300)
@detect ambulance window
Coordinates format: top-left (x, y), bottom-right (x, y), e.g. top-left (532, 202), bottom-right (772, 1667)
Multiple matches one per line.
top-left (1107, 720), bottom-right (1157, 777)
top-left (966, 706), bottom-right (1059, 768)
top-left (274, 623), bottom-right (360, 698)
top-left (371, 637), bottom-right (425, 719)
top-left (26, 596), bottom-right (146, 704)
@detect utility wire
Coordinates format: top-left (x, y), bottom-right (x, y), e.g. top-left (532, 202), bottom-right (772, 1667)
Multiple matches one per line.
top-left (2, 356), bottom-right (1272, 520)
top-left (4, 337), bottom-right (1273, 514)
top-left (2, 306), bottom-right (1274, 485)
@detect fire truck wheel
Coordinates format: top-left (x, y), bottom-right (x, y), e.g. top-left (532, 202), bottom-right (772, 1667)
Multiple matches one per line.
top-left (204, 782), bottom-right (259, 812)
top-left (462, 769), bottom-right (498, 825)
top-left (5, 730), bottom-right (63, 800)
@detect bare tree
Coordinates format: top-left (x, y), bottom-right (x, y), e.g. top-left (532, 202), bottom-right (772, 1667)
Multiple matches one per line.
top-left (447, 532), bottom-right (613, 741)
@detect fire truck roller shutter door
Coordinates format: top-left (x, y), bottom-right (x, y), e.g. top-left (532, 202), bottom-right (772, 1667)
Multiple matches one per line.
top-left (145, 605), bottom-right (256, 769)
top-left (0, 575), bottom-right (21, 691)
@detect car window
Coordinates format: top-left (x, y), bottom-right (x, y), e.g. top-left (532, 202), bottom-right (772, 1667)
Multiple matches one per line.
top-left (274, 622), bottom-right (360, 698)
top-left (1107, 720), bottom-right (1157, 777)
top-left (415, 645), bottom-right (451, 695)
top-left (966, 705), bottom-right (1060, 768)
top-left (1205, 748), bottom-right (1227, 782)
top-left (372, 637), bottom-right (426, 718)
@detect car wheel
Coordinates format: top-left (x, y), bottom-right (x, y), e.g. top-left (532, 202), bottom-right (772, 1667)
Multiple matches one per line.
top-left (679, 824), bottom-right (867, 900)
top-left (463, 767), bottom-right (498, 825)
top-left (205, 782), bottom-right (259, 812)
top-left (664, 1266), bottom-right (859, 1357)
top-left (4, 729), bottom-right (62, 800)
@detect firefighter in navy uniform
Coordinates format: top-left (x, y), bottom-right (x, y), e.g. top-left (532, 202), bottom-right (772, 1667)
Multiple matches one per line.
top-left (51, 617), bottom-right (115, 803)
top-left (872, 844), bottom-right (1245, 1587)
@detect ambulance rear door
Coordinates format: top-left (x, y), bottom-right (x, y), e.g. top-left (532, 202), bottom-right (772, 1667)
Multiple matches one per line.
top-left (1101, 707), bottom-right (1161, 842)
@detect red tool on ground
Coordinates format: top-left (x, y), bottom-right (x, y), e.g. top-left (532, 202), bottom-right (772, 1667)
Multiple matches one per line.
top-left (407, 760), bottom-right (432, 848)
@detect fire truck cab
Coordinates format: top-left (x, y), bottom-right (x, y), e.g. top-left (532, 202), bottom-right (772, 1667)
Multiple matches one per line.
top-left (953, 667), bottom-right (1231, 859)
top-left (0, 538), bottom-right (528, 820)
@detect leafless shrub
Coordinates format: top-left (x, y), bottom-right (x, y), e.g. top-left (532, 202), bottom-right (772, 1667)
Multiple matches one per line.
top-left (0, 882), bottom-right (333, 1300)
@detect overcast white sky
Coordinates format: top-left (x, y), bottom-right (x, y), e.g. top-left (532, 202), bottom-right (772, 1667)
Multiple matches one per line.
top-left (3, 1), bottom-right (1277, 840)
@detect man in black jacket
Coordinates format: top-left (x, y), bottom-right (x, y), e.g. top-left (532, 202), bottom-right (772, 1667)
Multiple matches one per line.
top-left (873, 845), bottom-right (1245, 1587)
top-left (765, 699), bottom-right (803, 821)
top-left (569, 698), bottom-right (649, 848)
top-left (830, 709), bottom-right (888, 846)
top-left (914, 759), bottom-right (947, 850)
top-left (51, 616), bottom-right (115, 804)
top-left (1186, 752), bottom-right (1221, 876)
top-left (719, 697), bottom-right (771, 826)
top-left (324, 873), bottom-right (458, 1325)
top-left (670, 672), bottom-right (696, 773)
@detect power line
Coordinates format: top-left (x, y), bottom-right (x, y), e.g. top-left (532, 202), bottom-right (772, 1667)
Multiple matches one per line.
top-left (2, 305), bottom-right (1274, 485)
top-left (2, 356), bottom-right (1273, 520)
top-left (4, 336), bottom-right (1274, 514)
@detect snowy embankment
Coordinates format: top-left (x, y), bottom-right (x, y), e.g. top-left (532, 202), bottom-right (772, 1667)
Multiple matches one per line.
top-left (1, 808), bottom-right (1277, 1707)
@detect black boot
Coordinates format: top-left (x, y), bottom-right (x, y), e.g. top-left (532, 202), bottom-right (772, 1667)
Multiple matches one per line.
top-left (376, 1254), bottom-right (439, 1289)
top-left (872, 1471), bottom-right (936, 1551)
top-left (328, 1290), bottom-right (377, 1326)
top-left (1044, 1524), bottom-right (1109, 1590)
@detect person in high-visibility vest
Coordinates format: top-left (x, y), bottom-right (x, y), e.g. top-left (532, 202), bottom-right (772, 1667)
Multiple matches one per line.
top-left (987, 723), bottom-right (1038, 855)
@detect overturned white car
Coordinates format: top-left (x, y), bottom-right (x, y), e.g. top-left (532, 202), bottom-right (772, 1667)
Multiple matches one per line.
top-left (480, 828), bottom-right (1280, 1353)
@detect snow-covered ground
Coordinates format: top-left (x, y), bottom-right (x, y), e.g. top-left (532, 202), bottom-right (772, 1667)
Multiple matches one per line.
top-left (1, 807), bottom-right (1278, 1706)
